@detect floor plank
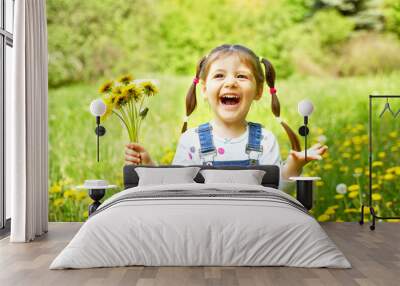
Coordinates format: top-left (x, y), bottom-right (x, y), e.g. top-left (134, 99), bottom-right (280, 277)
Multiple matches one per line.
top-left (0, 222), bottom-right (398, 286)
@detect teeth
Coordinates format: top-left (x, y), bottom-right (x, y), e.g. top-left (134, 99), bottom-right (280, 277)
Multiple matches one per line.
top-left (221, 95), bottom-right (239, 99)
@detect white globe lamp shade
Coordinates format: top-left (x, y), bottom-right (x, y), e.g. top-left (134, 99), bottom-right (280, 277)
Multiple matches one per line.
top-left (298, 99), bottom-right (314, 116)
top-left (90, 99), bottom-right (106, 116)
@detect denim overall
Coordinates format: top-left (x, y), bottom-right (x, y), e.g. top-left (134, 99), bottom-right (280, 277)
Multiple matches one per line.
top-left (197, 122), bottom-right (263, 166)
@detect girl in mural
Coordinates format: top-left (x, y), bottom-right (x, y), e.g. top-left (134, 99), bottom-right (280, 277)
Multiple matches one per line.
top-left (125, 44), bottom-right (327, 189)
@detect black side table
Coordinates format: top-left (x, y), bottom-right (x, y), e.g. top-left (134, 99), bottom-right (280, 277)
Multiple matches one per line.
top-left (77, 181), bottom-right (117, 216)
top-left (289, 177), bottom-right (321, 210)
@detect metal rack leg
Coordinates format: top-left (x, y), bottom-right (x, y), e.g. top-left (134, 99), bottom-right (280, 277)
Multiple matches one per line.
top-left (359, 204), bottom-right (364, 225)
top-left (370, 206), bottom-right (376, 231)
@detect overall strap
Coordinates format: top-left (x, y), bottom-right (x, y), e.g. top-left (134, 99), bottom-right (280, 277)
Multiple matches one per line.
top-left (197, 123), bottom-right (217, 164)
top-left (246, 122), bottom-right (263, 164)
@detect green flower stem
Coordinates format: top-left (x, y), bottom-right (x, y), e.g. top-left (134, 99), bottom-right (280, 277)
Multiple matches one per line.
top-left (112, 110), bottom-right (130, 139)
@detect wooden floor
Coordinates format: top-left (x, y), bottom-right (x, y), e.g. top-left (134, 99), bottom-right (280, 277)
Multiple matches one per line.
top-left (0, 222), bottom-right (399, 286)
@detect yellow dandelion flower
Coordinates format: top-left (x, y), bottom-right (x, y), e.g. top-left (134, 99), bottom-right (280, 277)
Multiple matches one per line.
top-left (378, 152), bottom-right (386, 159)
top-left (363, 207), bottom-right (370, 214)
top-left (114, 94), bottom-right (129, 109)
top-left (75, 191), bottom-right (87, 201)
top-left (391, 146), bottom-right (398, 152)
top-left (344, 140), bottom-right (351, 147)
top-left (336, 219), bottom-right (344, 222)
top-left (344, 208), bottom-right (358, 213)
top-left (117, 74), bottom-right (133, 85)
top-left (318, 214), bottom-right (330, 222)
top-left (372, 184), bottom-right (379, 190)
top-left (123, 83), bottom-right (143, 102)
top-left (335, 194), bottom-right (344, 199)
top-left (371, 173), bottom-right (376, 178)
top-left (348, 185), bottom-right (360, 192)
top-left (316, 181), bottom-right (324, 187)
top-left (342, 153), bottom-right (351, 159)
top-left (50, 184), bottom-right (61, 194)
top-left (355, 146), bottom-right (361, 152)
top-left (389, 131), bottom-right (397, 138)
top-left (354, 168), bottom-right (363, 174)
top-left (83, 211), bottom-right (89, 218)
top-left (323, 164), bottom-right (333, 170)
top-left (63, 190), bottom-right (75, 199)
top-left (325, 208), bottom-right (335, 215)
top-left (348, 191), bottom-right (359, 199)
top-left (112, 85), bottom-right (124, 96)
top-left (384, 173), bottom-right (395, 181)
top-left (372, 161), bottom-right (383, 167)
top-left (352, 136), bottom-right (362, 145)
top-left (140, 81), bottom-right (159, 97)
top-left (353, 154), bottom-right (360, 160)
top-left (340, 166), bottom-right (349, 173)
top-left (98, 80), bottom-right (114, 94)
top-left (395, 167), bottom-right (400, 175)
top-left (372, 193), bottom-right (382, 201)
top-left (389, 219), bottom-right (400, 222)
top-left (386, 201), bottom-right (393, 208)
top-left (53, 198), bottom-right (64, 207)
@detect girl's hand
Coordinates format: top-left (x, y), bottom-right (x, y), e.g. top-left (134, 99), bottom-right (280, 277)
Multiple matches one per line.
top-left (288, 143), bottom-right (328, 167)
top-left (125, 143), bottom-right (155, 166)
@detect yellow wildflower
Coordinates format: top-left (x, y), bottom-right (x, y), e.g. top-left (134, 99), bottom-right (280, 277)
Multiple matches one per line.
top-left (372, 184), bottom-right (379, 190)
top-left (123, 83), bottom-right (142, 102)
top-left (53, 198), bottom-right (64, 207)
top-left (98, 80), bottom-right (114, 94)
top-left (354, 168), bottom-right (363, 174)
top-left (50, 184), bottom-right (61, 194)
top-left (391, 146), bottom-right (398, 152)
top-left (352, 136), bottom-right (362, 145)
top-left (386, 201), bottom-right (393, 208)
top-left (335, 194), bottom-right (344, 199)
top-left (384, 173), bottom-right (395, 181)
top-left (336, 219), bottom-right (344, 222)
top-left (342, 153), bottom-right (350, 159)
top-left (389, 131), bottom-right (397, 138)
top-left (325, 208), bottom-right (335, 215)
top-left (318, 214), bottom-right (330, 222)
top-left (348, 191), bottom-right (359, 199)
top-left (117, 74), bottom-right (133, 85)
top-left (344, 208), bottom-right (358, 213)
top-left (372, 161), bottom-right (383, 167)
top-left (112, 85), bottom-right (124, 96)
top-left (353, 154), bottom-right (360, 160)
top-left (348, 185), bottom-right (360, 192)
top-left (316, 181), bottom-right (324, 187)
top-left (372, 193), bottom-right (382, 201)
top-left (323, 164), bottom-right (333, 170)
top-left (83, 211), bottom-right (89, 218)
top-left (140, 81), bottom-right (159, 97)
top-left (75, 191), bottom-right (87, 201)
top-left (344, 140), bottom-right (351, 147)
top-left (395, 167), bottom-right (400, 175)
top-left (378, 152), bottom-right (386, 159)
top-left (63, 190), bottom-right (75, 199)
top-left (340, 166), bottom-right (349, 173)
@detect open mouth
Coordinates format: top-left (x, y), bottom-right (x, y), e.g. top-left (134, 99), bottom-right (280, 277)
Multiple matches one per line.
top-left (220, 94), bottom-right (240, 106)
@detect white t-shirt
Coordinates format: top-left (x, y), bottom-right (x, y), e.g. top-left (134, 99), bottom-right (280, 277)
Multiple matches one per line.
top-left (172, 123), bottom-right (295, 192)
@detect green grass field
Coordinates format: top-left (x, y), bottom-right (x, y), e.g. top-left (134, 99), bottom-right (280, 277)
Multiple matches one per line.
top-left (49, 72), bottom-right (400, 222)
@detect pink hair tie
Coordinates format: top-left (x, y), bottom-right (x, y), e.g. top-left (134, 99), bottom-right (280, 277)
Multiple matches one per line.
top-left (193, 77), bottom-right (199, 85)
top-left (269, 87), bottom-right (277, 94)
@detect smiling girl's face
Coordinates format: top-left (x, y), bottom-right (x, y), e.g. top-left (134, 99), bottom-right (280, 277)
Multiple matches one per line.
top-left (201, 54), bottom-right (263, 125)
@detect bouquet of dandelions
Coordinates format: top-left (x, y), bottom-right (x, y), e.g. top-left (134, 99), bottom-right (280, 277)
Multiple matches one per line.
top-left (98, 74), bottom-right (158, 142)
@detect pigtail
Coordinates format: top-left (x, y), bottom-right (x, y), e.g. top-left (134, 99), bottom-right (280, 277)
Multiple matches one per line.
top-left (260, 58), bottom-right (301, 152)
top-left (181, 56), bottom-right (207, 133)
